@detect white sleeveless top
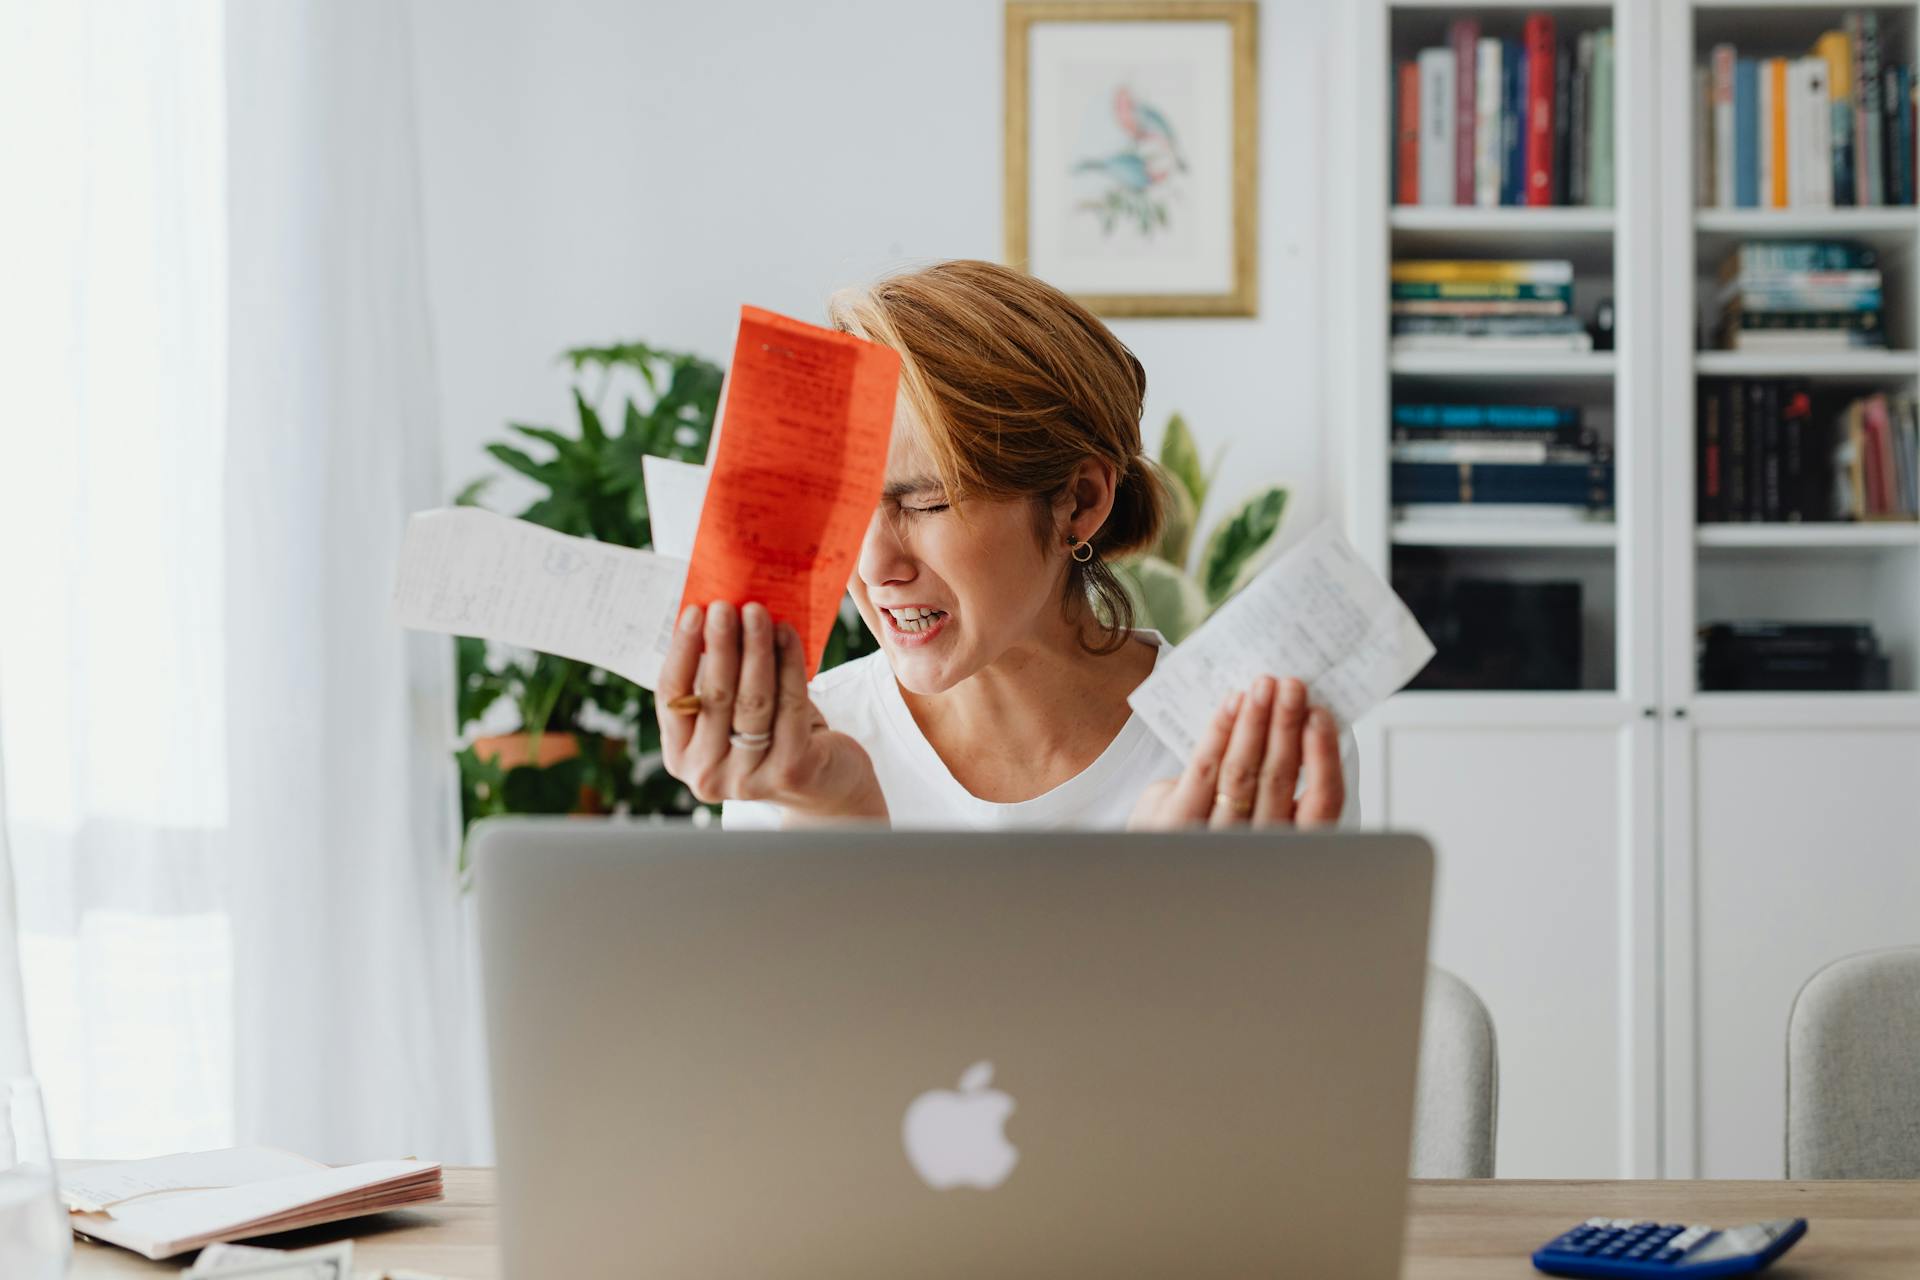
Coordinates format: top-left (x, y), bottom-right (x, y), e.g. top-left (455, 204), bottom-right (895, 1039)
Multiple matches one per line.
top-left (721, 631), bottom-right (1360, 831)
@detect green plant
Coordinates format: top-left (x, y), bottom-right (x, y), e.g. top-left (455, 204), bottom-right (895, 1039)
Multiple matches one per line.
top-left (453, 340), bottom-right (880, 847)
top-left (1112, 412), bottom-right (1288, 643)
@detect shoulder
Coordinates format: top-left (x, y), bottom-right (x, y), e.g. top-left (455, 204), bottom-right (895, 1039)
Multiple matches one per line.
top-left (808, 649), bottom-right (890, 724)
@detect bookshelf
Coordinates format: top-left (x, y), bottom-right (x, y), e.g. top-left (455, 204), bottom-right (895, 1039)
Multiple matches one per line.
top-left (1344, 0), bottom-right (1920, 1186)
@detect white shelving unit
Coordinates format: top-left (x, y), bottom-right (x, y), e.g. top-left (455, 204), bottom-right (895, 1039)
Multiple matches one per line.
top-left (1345, 0), bottom-right (1920, 1182)
top-left (1654, 0), bottom-right (1920, 1183)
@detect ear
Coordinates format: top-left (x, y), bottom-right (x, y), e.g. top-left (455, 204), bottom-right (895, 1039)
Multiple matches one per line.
top-left (1054, 457), bottom-right (1119, 544)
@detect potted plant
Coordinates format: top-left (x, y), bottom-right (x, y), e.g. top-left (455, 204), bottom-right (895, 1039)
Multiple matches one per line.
top-left (452, 341), bottom-right (879, 858)
top-left (1113, 412), bottom-right (1288, 643)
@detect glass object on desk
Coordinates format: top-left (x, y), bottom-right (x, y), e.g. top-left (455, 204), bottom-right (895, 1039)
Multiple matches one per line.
top-left (0, 695), bottom-right (70, 1279)
top-left (0, 1079), bottom-right (65, 1279)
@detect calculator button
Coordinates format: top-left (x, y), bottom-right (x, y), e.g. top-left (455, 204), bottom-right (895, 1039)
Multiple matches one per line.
top-left (1658, 1248), bottom-right (1685, 1263)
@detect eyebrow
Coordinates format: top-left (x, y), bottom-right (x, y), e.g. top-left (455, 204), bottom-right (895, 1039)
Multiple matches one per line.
top-left (882, 476), bottom-right (945, 500)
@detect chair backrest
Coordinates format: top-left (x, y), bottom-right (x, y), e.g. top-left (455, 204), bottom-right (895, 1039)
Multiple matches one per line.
top-left (1410, 966), bottom-right (1498, 1179)
top-left (1786, 945), bottom-right (1920, 1179)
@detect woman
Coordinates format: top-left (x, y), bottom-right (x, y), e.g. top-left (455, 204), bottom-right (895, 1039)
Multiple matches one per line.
top-left (656, 260), bottom-right (1354, 829)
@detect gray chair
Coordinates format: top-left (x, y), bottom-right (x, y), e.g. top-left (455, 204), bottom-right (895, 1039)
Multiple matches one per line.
top-left (1786, 945), bottom-right (1920, 1179)
top-left (1410, 966), bottom-right (1499, 1178)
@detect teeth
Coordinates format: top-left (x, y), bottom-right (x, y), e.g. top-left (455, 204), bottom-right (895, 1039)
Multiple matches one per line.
top-left (886, 607), bottom-right (946, 634)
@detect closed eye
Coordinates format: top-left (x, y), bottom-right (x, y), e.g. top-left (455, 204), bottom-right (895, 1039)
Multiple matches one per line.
top-left (901, 503), bottom-right (949, 515)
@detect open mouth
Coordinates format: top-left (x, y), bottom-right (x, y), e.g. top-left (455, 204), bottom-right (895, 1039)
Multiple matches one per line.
top-left (882, 606), bottom-right (949, 640)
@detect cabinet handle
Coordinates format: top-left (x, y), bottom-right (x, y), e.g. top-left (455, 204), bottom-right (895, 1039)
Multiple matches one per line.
top-left (1641, 706), bottom-right (1657, 719)
top-left (1672, 706), bottom-right (1688, 719)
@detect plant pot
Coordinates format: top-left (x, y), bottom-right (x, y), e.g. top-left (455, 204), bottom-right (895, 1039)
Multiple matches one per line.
top-left (471, 731), bottom-right (610, 814)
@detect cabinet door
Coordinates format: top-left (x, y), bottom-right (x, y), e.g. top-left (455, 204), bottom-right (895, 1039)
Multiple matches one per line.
top-left (1373, 706), bottom-right (1658, 1177)
top-left (1670, 714), bottom-right (1920, 1178)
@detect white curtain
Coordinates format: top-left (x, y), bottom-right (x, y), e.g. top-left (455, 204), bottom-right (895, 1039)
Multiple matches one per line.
top-left (0, 0), bottom-right (486, 1163)
top-left (225, 0), bottom-right (486, 1164)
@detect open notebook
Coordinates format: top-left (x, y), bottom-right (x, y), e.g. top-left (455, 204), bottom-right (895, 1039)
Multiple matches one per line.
top-left (60, 1146), bottom-right (443, 1260)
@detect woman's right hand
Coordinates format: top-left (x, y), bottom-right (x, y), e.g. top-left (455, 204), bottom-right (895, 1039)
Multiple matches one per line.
top-left (657, 601), bottom-right (887, 821)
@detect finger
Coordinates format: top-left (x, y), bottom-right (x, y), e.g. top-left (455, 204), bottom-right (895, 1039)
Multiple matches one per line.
top-left (687, 600), bottom-right (742, 770)
top-left (655, 605), bottom-right (705, 763)
top-left (1209, 676), bottom-right (1274, 829)
top-left (1293, 707), bottom-right (1345, 829)
top-left (755, 621), bottom-right (816, 797)
top-left (1166, 690), bottom-right (1243, 824)
top-left (730, 602), bottom-right (777, 751)
top-left (1254, 677), bottom-right (1308, 825)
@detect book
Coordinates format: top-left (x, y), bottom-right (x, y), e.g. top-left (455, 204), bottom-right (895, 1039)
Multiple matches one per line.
top-left (1392, 299), bottom-right (1571, 317)
top-left (1392, 440), bottom-right (1600, 465)
top-left (1696, 66), bottom-right (1716, 207)
top-left (1452, 18), bottom-right (1480, 205)
top-left (1588, 30), bottom-right (1613, 206)
top-left (1769, 57), bottom-right (1789, 207)
top-left (1525, 13), bottom-right (1557, 205)
top-left (1553, 36), bottom-right (1573, 205)
top-left (1887, 63), bottom-right (1915, 204)
top-left (59, 1147), bottom-right (445, 1262)
top-left (1815, 29), bottom-right (1855, 206)
top-left (1419, 48), bottom-right (1456, 208)
top-left (1502, 38), bottom-right (1526, 205)
top-left (1392, 333), bottom-right (1594, 354)
top-left (1392, 403), bottom-right (1581, 430)
top-left (1712, 45), bottom-right (1736, 206)
top-left (1392, 280), bottom-right (1572, 302)
top-left (1718, 240), bottom-right (1878, 276)
top-left (1396, 60), bottom-right (1420, 204)
top-left (1803, 56), bottom-right (1834, 207)
top-left (1700, 384), bottom-right (1723, 522)
top-left (1570, 32), bottom-right (1592, 206)
top-left (1393, 259), bottom-right (1575, 284)
top-left (1392, 459), bottom-right (1614, 505)
top-left (1397, 310), bottom-right (1589, 330)
top-left (1857, 11), bottom-right (1884, 204)
top-left (1735, 58), bottom-right (1759, 206)
top-left (1476, 38), bottom-right (1503, 206)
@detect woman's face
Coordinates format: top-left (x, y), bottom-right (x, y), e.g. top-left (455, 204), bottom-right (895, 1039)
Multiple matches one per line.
top-left (850, 409), bottom-right (1071, 696)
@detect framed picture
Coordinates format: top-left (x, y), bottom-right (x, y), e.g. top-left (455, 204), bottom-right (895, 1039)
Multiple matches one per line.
top-left (1005, 1), bottom-right (1257, 317)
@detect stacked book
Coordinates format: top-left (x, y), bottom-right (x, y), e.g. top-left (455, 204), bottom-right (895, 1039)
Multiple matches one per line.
top-left (1712, 241), bottom-right (1884, 351)
top-left (1392, 259), bottom-right (1591, 352)
top-left (1392, 401), bottom-right (1613, 522)
top-left (1696, 16), bottom-right (1917, 209)
top-left (1396, 16), bottom-right (1615, 207)
top-left (1698, 621), bottom-right (1890, 691)
top-left (1697, 380), bottom-right (1920, 522)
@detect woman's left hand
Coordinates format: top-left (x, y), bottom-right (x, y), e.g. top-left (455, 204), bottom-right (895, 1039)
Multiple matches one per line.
top-left (1128, 675), bottom-right (1344, 830)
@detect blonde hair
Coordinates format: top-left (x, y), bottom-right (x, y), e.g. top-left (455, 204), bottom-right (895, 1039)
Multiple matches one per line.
top-left (827, 260), bottom-right (1166, 654)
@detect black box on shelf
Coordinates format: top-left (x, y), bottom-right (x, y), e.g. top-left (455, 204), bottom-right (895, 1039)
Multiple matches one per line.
top-left (1697, 621), bottom-right (1892, 692)
top-left (1396, 574), bottom-right (1584, 691)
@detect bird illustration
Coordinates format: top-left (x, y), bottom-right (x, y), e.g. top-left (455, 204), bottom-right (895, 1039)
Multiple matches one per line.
top-left (1113, 86), bottom-right (1187, 172)
top-left (1073, 150), bottom-right (1156, 192)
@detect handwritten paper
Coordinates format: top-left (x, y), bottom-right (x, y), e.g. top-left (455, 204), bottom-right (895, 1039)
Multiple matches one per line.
top-left (641, 454), bottom-right (710, 561)
top-left (1128, 522), bottom-right (1436, 759)
top-left (679, 306), bottom-right (900, 677)
top-left (61, 1147), bottom-right (322, 1213)
top-left (392, 507), bottom-right (686, 689)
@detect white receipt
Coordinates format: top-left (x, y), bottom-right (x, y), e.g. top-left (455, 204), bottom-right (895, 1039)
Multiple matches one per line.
top-left (640, 455), bottom-right (710, 561)
top-left (1128, 522), bottom-right (1436, 758)
top-left (392, 507), bottom-right (688, 690)
top-left (59, 1147), bottom-right (322, 1213)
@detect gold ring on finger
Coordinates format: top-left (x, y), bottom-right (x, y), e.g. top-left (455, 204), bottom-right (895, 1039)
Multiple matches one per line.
top-left (1213, 791), bottom-right (1253, 817)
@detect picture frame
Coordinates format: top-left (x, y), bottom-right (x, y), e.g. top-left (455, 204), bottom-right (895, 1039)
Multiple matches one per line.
top-left (1004, 1), bottom-right (1258, 317)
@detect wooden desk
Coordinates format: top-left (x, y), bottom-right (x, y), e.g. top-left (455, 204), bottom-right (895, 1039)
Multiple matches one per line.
top-left (69, 1171), bottom-right (1919, 1278)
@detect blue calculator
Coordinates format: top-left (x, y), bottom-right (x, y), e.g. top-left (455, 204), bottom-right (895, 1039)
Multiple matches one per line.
top-left (1533, 1216), bottom-right (1807, 1278)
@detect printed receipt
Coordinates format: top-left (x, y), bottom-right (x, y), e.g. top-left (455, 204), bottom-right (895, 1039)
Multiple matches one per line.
top-left (1128, 522), bottom-right (1436, 759)
top-left (393, 507), bottom-right (686, 689)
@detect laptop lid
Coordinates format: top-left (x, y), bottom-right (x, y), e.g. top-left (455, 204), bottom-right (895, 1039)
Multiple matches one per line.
top-left (475, 822), bottom-right (1433, 1279)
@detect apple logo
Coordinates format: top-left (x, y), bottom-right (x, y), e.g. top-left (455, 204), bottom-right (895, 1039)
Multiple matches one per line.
top-left (902, 1060), bottom-right (1019, 1190)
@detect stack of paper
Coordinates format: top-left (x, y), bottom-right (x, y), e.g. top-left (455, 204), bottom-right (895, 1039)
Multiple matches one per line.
top-left (60, 1146), bottom-right (442, 1261)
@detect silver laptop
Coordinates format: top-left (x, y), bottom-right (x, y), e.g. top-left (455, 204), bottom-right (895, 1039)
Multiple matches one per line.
top-left (473, 821), bottom-right (1433, 1279)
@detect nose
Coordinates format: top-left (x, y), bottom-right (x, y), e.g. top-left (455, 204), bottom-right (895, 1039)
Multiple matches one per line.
top-left (858, 505), bottom-right (916, 591)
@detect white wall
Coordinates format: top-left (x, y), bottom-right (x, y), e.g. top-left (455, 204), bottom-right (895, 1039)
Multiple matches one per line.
top-left (408, 0), bottom-right (1342, 545)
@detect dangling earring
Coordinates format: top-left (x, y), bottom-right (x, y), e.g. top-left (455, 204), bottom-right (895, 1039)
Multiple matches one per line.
top-left (1067, 534), bottom-right (1095, 564)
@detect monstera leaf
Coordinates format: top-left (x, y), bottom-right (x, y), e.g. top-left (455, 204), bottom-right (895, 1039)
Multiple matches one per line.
top-left (1113, 554), bottom-right (1212, 645)
top-left (1154, 462), bottom-right (1200, 569)
top-left (1200, 487), bottom-right (1288, 607)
